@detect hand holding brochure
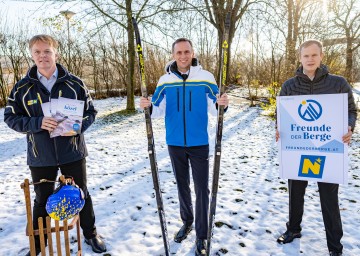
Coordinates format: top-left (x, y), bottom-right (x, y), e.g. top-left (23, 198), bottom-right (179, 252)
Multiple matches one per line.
top-left (41, 97), bottom-right (85, 138)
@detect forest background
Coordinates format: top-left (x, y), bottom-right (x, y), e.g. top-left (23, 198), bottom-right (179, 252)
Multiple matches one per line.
top-left (0, 0), bottom-right (359, 112)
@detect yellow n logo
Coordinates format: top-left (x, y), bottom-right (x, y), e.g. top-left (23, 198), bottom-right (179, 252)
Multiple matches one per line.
top-left (298, 155), bottom-right (326, 178)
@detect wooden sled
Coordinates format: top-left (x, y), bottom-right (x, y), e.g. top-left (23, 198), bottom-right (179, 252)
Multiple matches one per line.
top-left (21, 178), bottom-right (82, 256)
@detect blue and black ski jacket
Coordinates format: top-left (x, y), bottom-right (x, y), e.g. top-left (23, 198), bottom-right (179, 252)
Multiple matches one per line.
top-left (151, 59), bottom-right (219, 147)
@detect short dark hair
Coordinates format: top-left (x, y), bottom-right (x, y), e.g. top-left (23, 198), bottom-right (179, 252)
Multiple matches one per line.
top-left (298, 39), bottom-right (323, 55)
top-left (172, 38), bottom-right (193, 53)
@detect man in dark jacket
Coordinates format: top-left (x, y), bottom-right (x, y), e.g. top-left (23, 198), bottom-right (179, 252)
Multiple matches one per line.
top-left (4, 34), bottom-right (106, 255)
top-left (276, 39), bottom-right (357, 256)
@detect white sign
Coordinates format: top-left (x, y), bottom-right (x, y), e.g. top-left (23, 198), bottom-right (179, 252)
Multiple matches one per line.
top-left (277, 94), bottom-right (348, 184)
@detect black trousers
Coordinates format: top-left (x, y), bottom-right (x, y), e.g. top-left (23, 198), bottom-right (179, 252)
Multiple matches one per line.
top-left (287, 179), bottom-right (343, 253)
top-left (30, 158), bottom-right (97, 248)
top-left (168, 145), bottom-right (209, 239)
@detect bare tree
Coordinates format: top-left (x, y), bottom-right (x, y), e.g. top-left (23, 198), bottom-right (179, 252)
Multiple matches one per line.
top-left (87, 41), bottom-right (100, 97)
top-left (267, 0), bottom-right (323, 79)
top-left (329, 0), bottom-right (360, 83)
top-left (0, 33), bottom-right (9, 107)
top-left (86, 0), bottom-right (171, 111)
top-left (180, 0), bottom-right (257, 85)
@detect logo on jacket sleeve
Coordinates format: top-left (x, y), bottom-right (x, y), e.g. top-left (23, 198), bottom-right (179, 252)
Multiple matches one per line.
top-left (298, 155), bottom-right (326, 178)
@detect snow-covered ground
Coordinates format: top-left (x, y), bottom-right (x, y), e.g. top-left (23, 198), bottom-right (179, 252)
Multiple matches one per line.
top-left (0, 87), bottom-right (359, 256)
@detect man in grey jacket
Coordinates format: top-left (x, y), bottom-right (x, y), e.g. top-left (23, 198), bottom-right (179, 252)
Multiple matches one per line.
top-left (276, 39), bottom-right (357, 256)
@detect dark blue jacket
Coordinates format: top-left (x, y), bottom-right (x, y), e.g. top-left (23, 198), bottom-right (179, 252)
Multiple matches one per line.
top-left (4, 64), bottom-right (97, 167)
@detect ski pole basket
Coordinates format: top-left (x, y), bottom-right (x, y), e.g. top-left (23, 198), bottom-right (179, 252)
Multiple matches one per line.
top-left (21, 178), bottom-right (82, 256)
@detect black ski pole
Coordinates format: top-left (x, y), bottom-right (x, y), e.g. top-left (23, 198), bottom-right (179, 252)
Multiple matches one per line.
top-left (132, 17), bottom-right (170, 256)
top-left (206, 12), bottom-right (231, 256)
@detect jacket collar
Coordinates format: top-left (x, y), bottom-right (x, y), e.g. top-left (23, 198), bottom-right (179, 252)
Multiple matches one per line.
top-left (296, 64), bottom-right (329, 83)
top-left (27, 63), bottom-right (70, 84)
top-left (165, 58), bottom-right (201, 79)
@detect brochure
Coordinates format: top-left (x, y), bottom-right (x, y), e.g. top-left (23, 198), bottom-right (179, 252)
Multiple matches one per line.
top-left (41, 97), bottom-right (85, 138)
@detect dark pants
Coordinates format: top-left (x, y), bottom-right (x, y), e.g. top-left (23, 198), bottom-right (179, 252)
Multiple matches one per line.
top-left (30, 159), bottom-right (97, 248)
top-left (287, 179), bottom-right (343, 253)
top-left (168, 145), bottom-right (209, 239)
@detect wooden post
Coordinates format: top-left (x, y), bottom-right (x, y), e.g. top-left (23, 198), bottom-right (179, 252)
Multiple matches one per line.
top-left (38, 218), bottom-right (46, 256)
top-left (64, 219), bottom-right (70, 256)
top-left (46, 217), bottom-right (54, 256)
top-left (21, 179), bottom-right (36, 256)
top-left (55, 220), bottom-right (62, 256)
top-left (76, 218), bottom-right (82, 256)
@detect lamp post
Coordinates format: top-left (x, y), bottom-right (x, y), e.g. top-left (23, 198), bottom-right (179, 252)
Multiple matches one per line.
top-left (60, 10), bottom-right (76, 71)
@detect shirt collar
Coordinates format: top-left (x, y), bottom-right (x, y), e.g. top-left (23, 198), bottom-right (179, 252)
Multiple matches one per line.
top-left (179, 70), bottom-right (190, 75)
top-left (303, 70), bottom-right (314, 81)
top-left (37, 68), bottom-right (58, 80)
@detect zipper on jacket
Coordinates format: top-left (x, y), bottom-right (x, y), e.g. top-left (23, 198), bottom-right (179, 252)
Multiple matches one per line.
top-left (177, 88), bottom-right (180, 112)
top-left (183, 80), bottom-right (187, 146)
top-left (51, 90), bottom-right (60, 164)
top-left (189, 90), bottom-right (192, 111)
top-left (53, 137), bottom-right (60, 165)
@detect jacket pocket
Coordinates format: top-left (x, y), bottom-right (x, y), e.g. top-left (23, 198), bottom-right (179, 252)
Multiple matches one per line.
top-left (177, 88), bottom-right (180, 112)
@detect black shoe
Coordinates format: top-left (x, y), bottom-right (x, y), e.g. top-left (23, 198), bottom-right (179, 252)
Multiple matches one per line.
top-left (174, 224), bottom-right (192, 243)
top-left (329, 252), bottom-right (342, 256)
top-left (85, 235), bottom-right (107, 253)
top-left (277, 230), bottom-right (302, 244)
top-left (195, 238), bottom-right (206, 256)
top-left (25, 248), bottom-right (41, 256)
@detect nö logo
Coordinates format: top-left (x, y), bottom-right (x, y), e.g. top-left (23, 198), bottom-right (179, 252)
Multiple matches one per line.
top-left (298, 99), bottom-right (322, 122)
top-left (298, 155), bottom-right (326, 178)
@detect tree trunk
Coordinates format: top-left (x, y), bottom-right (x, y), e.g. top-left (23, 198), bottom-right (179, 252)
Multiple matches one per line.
top-left (345, 38), bottom-right (353, 83)
top-left (285, 0), bottom-right (295, 78)
top-left (126, 0), bottom-right (135, 111)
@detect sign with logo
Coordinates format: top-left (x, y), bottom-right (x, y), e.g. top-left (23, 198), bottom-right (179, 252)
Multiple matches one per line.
top-left (277, 94), bottom-right (348, 184)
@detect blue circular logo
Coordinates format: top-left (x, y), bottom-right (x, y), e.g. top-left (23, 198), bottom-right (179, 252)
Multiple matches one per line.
top-left (298, 99), bottom-right (322, 121)
top-left (73, 123), bottom-right (80, 131)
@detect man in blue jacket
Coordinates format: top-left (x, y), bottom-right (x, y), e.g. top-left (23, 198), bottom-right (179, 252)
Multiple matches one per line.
top-left (4, 35), bottom-right (106, 255)
top-left (140, 38), bottom-right (229, 255)
top-left (276, 39), bottom-right (357, 256)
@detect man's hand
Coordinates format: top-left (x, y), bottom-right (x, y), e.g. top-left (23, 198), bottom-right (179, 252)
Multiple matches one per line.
top-left (342, 126), bottom-right (353, 144)
top-left (41, 117), bottom-right (58, 132)
top-left (140, 96), bottom-right (152, 109)
top-left (217, 93), bottom-right (229, 108)
top-left (276, 129), bottom-right (280, 142)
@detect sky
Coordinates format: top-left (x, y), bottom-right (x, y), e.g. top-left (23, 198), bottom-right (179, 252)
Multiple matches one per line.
top-left (0, 0), bottom-right (254, 55)
top-left (0, 0), bottom-right (86, 36)
top-left (1, 0), bottom-right (79, 18)
top-left (0, 87), bottom-right (359, 255)
top-left (3, 0), bottom-right (359, 60)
